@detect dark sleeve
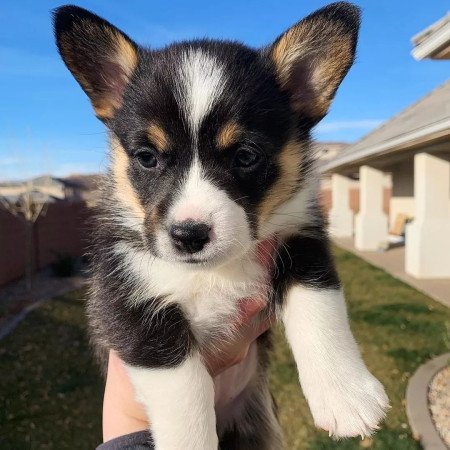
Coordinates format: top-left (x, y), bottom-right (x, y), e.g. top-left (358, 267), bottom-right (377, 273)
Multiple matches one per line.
top-left (96, 431), bottom-right (154, 450)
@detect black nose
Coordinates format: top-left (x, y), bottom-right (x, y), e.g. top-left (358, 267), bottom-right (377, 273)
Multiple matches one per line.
top-left (169, 221), bottom-right (211, 254)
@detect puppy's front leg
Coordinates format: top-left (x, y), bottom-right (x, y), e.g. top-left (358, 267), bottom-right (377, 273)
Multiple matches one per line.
top-left (126, 351), bottom-right (218, 450)
top-left (105, 302), bottom-right (218, 450)
top-left (277, 235), bottom-right (389, 438)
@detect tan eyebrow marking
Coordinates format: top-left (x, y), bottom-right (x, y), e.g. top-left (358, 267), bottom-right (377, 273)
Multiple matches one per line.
top-left (147, 122), bottom-right (170, 152)
top-left (216, 121), bottom-right (243, 149)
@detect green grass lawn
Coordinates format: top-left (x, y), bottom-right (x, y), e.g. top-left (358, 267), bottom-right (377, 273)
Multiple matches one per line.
top-left (1, 246), bottom-right (449, 449)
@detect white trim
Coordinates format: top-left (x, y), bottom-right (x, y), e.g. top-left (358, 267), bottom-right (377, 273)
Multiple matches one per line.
top-left (412, 16), bottom-right (450, 60)
top-left (321, 118), bottom-right (450, 173)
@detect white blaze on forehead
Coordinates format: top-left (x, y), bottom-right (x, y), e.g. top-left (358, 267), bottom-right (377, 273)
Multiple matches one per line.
top-left (178, 49), bottom-right (225, 135)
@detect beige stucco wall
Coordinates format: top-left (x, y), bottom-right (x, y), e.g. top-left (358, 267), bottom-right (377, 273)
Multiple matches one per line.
top-left (389, 152), bottom-right (450, 229)
top-left (406, 152), bottom-right (450, 278)
top-left (389, 159), bottom-right (415, 228)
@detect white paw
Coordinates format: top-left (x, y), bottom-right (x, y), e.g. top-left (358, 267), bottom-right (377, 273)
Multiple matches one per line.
top-left (306, 370), bottom-right (389, 438)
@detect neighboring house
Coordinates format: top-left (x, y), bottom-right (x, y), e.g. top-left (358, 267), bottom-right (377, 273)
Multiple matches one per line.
top-left (0, 174), bottom-right (102, 205)
top-left (0, 176), bottom-right (69, 201)
top-left (315, 141), bottom-right (348, 164)
top-left (316, 142), bottom-right (349, 190)
top-left (411, 12), bottom-right (450, 60)
top-left (0, 173), bottom-right (101, 286)
top-left (322, 12), bottom-right (450, 279)
top-left (63, 174), bottom-right (103, 206)
top-left (315, 142), bottom-right (360, 214)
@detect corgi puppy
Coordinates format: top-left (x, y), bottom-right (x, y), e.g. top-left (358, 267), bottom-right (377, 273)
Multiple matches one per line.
top-left (54, 3), bottom-right (389, 449)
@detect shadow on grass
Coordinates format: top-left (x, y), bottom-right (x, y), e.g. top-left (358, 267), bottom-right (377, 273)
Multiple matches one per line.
top-left (0, 292), bottom-right (103, 450)
top-left (351, 305), bottom-right (442, 335)
top-left (307, 429), bottom-right (421, 450)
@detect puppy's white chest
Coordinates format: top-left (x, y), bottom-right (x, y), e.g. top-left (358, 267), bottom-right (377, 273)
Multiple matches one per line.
top-left (177, 258), bottom-right (269, 332)
top-left (114, 241), bottom-right (269, 330)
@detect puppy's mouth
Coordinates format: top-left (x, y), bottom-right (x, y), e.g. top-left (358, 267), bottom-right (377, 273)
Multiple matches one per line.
top-left (180, 256), bottom-right (209, 265)
top-left (153, 225), bottom-right (251, 268)
top-left (163, 245), bottom-right (231, 267)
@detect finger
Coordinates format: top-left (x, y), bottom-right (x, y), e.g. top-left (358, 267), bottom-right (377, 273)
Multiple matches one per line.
top-left (108, 351), bottom-right (131, 387)
top-left (245, 310), bottom-right (276, 342)
top-left (235, 310), bottom-right (272, 344)
top-left (103, 351), bottom-right (148, 441)
top-left (236, 297), bottom-right (266, 325)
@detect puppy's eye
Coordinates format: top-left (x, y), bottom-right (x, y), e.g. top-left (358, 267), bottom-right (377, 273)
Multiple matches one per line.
top-left (136, 150), bottom-right (158, 169)
top-left (233, 148), bottom-right (260, 169)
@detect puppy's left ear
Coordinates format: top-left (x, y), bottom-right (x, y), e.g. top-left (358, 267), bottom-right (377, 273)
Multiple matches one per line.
top-left (269, 2), bottom-right (360, 126)
top-left (53, 5), bottom-right (139, 121)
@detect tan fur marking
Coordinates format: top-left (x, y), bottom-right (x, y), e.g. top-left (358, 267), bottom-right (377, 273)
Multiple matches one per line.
top-left (110, 136), bottom-right (145, 224)
top-left (60, 21), bottom-right (138, 120)
top-left (114, 30), bottom-right (138, 78)
top-left (92, 30), bottom-right (137, 119)
top-left (147, 123), bottom-right (170, 152)
top-left (270, 17), bottom-right (354, 119)
top-left (216, 121), bottom-right (242, 149)
top-left (93, 102), bottom-right (115, 120)
top-left (271, 23), bottom-right (309, 87)
top-left (257, 140), bottom-right (303, 229)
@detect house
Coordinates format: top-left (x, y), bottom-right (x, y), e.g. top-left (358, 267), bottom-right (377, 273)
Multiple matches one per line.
top-left (0, 174), bottom-right (102, 205)
top-left (411, 12), bottom-right (450, 60)
top-left (322, 12), bottom-right (450, 279)
top-left (63, 174), bottom-right (102, 206)
top-left (315, 141), bottom-right (348, 164)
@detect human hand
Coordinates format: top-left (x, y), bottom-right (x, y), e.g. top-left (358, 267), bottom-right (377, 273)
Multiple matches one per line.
top-left (102, 299), bottom-right (273, 441)
top-left (102, 240), bottom-right (276, 442)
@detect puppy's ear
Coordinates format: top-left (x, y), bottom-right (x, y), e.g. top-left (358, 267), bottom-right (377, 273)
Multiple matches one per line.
top-left (269, 2), bottom-right (360, 125)
top-left (53, 5), bottom-right (138, 121)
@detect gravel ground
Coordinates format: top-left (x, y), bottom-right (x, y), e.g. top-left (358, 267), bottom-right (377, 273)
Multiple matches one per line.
top-left (429, 365), bottom-right (450, 447)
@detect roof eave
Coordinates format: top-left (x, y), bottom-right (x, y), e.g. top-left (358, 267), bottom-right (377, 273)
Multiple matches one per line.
top-left (321, 119), bottom-right (450, 173)
top-left (411, 20), bottom-right (450, 60)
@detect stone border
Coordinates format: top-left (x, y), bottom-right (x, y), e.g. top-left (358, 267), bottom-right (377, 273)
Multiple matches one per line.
top-left (406, 353), bottom-right (450, 450)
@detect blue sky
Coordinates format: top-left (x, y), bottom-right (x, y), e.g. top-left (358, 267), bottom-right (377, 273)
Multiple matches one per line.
top-left (1, 0), bottom-right (449, 181)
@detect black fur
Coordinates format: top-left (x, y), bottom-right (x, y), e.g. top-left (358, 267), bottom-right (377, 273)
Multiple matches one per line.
top-left (272, 220), bottom-right (341, 305)
top-left (53, 3), bottom-right (360, 448)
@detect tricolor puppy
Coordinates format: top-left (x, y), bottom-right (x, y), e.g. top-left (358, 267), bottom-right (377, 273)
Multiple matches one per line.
top-left (54, 3), bottom-right (389, 449)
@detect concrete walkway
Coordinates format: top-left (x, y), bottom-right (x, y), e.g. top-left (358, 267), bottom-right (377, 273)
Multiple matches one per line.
top-left (334, 238), bottom-right (450, 308)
